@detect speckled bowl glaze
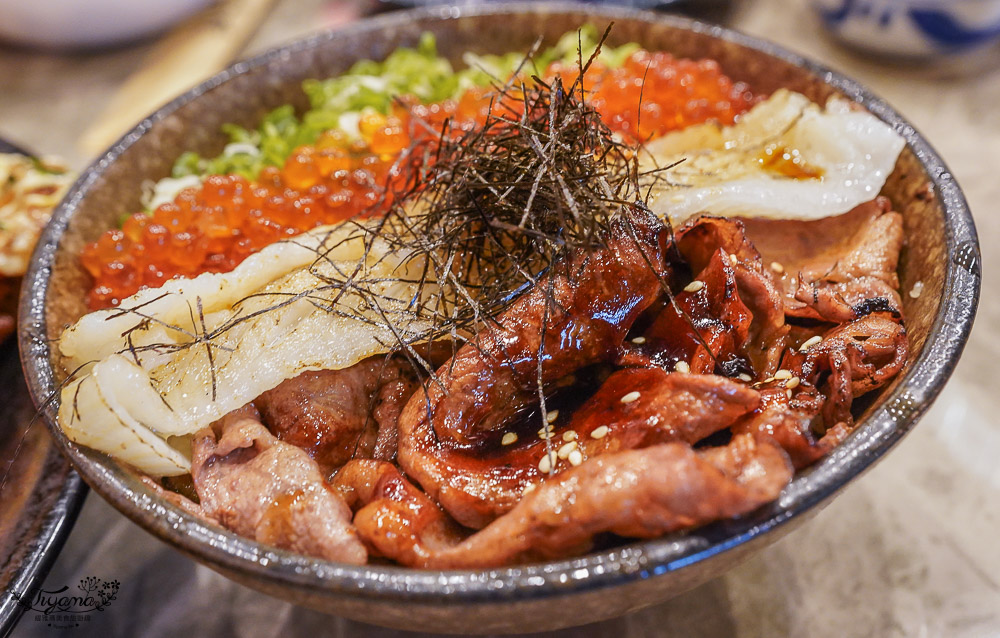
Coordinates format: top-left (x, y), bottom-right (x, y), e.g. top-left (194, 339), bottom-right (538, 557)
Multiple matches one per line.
top-left (0, 138), bottom-right (86, 638)
top-left (18, 3), bottom-right (981, 634)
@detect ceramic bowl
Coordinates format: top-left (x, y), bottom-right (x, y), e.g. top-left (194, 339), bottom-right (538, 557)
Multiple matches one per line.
top-left (809, 0), bottom-right (1000, 58)
top-left (18, 3), bottom-right (980, 634)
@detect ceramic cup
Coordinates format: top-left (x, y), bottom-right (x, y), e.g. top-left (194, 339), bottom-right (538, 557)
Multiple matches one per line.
top-left (810, 0), bottom-right (1000, 58)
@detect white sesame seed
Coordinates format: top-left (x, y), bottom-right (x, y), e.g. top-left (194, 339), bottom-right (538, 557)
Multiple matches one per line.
top-left (799, 336), bottom-right (822, 351)
top-left (786, 389), bottom-right (793, 399)
top-left (562, 430), bottom-right (579, 442)
top-left (770, 261), bottom-right (785, 274)
top-left (673, 361), bottom-right (690, 374)
top-left (631, 336), bottom-right (647, 345)
top-left (502, 432), bottom-right (518, 446)
top-left (785, 376), bottom-right (801, 389)
top-left (522, 483), bottom-right (536, 495)
top-left (738, 373), bottom-right (752, 382)
top-left (557, 441), bottom-right (578, 459)
top-left (591, 425), bottom-right (610, 439)
top-left (568, 450), bottom-right (584, 466)
top-left (774, 369), bottom-right (792, 380)
top-left (538, 427), bottom-right (554, 440)
top-left (546, 410), bottom-right (560, 424)
top-left (538, 451), bottom-right (556, 474)
top-left (729, 254), bottom-right (738, 265)
top-left (909, 281), bottom-right (924, 299)
top-left (762, 377), bottom-right (775, 384)
top-left (620, 391), bottom-right (641, 404)
top-left (683, 280), bottom-right (704, 293)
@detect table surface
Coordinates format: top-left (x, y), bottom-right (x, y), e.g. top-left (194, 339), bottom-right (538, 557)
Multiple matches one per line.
top-left (3, 1), bottom-right (998, 636)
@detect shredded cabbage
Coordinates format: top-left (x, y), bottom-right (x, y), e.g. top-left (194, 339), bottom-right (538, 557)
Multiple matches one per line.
top-left (171, 27), bottom-right (638, 183)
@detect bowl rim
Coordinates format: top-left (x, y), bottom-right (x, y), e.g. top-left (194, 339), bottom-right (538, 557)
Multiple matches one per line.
top-left (18, 1), bottom-right (981, 605)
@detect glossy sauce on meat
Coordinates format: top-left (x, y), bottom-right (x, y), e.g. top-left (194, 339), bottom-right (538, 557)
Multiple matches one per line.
top-left (397, 208), bottom-right (673, 528)
top-left (256, 356), bottom-right (418, 474)
top-left (621, 247), bottom-right (753, 376)
top-left (180, 205), bottom-right (909, 568)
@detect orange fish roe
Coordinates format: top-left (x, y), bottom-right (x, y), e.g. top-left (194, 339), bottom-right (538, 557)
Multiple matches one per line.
top-left (81, 54), bottom-right (758, 310)
top-left (550, 51), bottom-right (760, 143)
top-left (80, 91), bottom-right (493, 309)
top-left (83, 170), bottom-right (395, 308)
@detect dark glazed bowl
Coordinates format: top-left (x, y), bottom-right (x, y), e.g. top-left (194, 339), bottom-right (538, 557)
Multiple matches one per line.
top-left (0, 138), bottom-right (86, 638)
top-left (17, 3), bottom-right (981, 634)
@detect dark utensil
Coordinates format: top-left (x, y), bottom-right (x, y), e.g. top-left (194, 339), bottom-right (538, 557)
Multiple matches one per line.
top-left (0, 136), bottom-right (86, 638)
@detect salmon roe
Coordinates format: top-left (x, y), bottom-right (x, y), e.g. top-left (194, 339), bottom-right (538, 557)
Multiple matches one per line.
top-left (82, 53), bottom-right (758, 309)
top-left (549, 51), bottom-right (759, 143)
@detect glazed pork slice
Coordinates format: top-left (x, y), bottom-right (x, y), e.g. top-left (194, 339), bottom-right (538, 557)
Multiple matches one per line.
top-left (333, 460), bottom-right (465, 565)
top-left (399, 367), bottom-right (760, 531)
top-left (733, 387), bottom-right (848, 470)
top-left (190, 404), bottom-right (367, 564)
top-left (789, 311), bottom-right (908, 425)
top-left (675, 216), bottom-right (790, 376)
top-left (397, 209), bottom-right (674, 528)
top-left (564, 368), bottom-right (759, 454)
top-left (740, 197), bottom-right (904, 323)
top-left (620, 247), bottom-right (754, 375)
top-left (256, 355), bottom-right (419, 473)
top-left (402, 208), bottom-right (672, 446)
top-left (735, 311), bottom-right (907, 468)
top-left (430, 435), bottom-right (793, 568)
top-left (339, 434), bottom-right (792, 568)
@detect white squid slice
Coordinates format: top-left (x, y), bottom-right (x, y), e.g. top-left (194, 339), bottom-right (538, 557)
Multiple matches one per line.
top-left (57, 225), bottom-right (430, 476)
top-left (60, 357), bottom-right (191, 476)
top-left (640, 89), bottom-right (905, 222)
top-left (59, 224), bottom-right (365, 371)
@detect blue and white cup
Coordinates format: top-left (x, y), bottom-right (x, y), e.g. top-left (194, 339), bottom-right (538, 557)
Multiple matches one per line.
top-left (810, 0), bottom-right (1000, 58)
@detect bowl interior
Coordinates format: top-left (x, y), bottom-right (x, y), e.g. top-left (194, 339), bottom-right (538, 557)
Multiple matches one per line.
top-left (38, 9), bottom-right (947, 361)
top-left (18, 3), bottom-right (981, 633)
